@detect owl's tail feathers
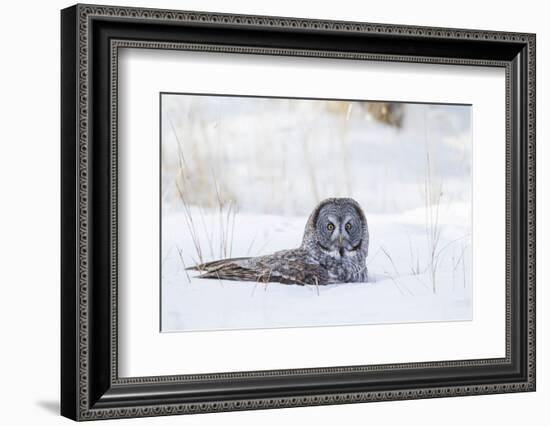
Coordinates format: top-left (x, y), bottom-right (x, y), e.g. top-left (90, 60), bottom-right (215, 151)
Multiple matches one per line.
top-left (186, 256), bottom-right (319, 286)
top-left (186, 257), bottom-right (251, 272)
top-left (186, 257), bottom-right (265, 282)
top-left (198, 266), bottom-right (268, 282)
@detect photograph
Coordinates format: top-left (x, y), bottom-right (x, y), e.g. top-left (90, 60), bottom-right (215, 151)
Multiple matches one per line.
top-left (160, 93), bottom-right (473, 332)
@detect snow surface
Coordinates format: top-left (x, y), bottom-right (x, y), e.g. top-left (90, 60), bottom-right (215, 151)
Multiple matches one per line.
top-left (161, 206), bottom-right (471, 332)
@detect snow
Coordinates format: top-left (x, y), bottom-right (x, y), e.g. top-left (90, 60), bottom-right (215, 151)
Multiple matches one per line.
top-left (161, 206), bottom-right (471, 332)
top-left (160, 95), bottom-right (472, 332)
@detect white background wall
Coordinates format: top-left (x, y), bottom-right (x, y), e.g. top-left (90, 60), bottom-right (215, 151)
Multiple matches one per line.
top-left (0, 0), bottom-right (546, 424)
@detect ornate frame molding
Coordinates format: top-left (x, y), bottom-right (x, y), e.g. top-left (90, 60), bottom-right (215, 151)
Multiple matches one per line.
top-left (61, 4), bottom-right (536, 421)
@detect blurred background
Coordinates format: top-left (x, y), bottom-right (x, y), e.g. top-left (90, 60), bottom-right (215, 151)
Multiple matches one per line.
top-left (161, 94), bottom-right (471, 217)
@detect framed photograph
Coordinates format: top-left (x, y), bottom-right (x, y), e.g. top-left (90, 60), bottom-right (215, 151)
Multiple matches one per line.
top-left (61, 4), bottom-right (536, 421)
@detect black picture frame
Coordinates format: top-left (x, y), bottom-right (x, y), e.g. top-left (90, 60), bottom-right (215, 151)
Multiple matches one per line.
top-left (61, 3), bottom-right (536, 421)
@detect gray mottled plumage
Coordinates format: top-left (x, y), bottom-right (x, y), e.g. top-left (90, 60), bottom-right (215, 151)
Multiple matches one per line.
top-left (188, 198), bottom-right (369, 285)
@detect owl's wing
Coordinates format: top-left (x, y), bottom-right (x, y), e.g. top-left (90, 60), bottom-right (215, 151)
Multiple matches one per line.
top-left (189, 250), bottom-right (327, 286)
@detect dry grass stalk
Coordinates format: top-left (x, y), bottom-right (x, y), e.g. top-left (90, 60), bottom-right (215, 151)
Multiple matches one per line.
top-left (423, 138), bottom-right (443, 294)
top-left (452, 243), bottom-right (469, 289)
top-left (407, 235), bottom-right (422, 275)
top-left (176, 247), bottom-right (192, 284)
top-left (171, 120), bottom-right (239, 271)
top-left (313, 276), bottom-right (320, 296)
top-left (246, 233), bottom-right (258, 256)
top-left (382, 269), bottom-right (405, 296)
top-left (380, 246), bottom-right (413, 296)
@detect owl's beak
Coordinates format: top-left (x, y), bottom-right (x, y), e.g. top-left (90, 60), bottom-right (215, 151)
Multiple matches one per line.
top-left (338, 234), bottom-right (345, 257)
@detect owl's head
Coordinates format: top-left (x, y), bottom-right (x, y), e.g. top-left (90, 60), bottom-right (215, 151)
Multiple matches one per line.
top-left (302, 198), bottom-right (369, 260)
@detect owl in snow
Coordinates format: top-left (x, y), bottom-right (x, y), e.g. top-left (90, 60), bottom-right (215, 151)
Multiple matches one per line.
top-left (188, 198), bottom-right (369, 285)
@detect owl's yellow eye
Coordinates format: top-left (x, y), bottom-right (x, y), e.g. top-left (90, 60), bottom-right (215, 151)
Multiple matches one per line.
top-left (327, 223), bottom-right (335, 231)
top-left (345, 222), bottom-right (352, 231)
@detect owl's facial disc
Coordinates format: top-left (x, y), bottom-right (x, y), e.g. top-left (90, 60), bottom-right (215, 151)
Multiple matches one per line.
top-left (316, 210), bottom-right (362, 259)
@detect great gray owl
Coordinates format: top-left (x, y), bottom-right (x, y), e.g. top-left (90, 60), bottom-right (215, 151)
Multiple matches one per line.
top-left (188, 198), bottom-right (369, 285)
